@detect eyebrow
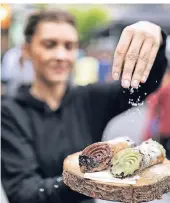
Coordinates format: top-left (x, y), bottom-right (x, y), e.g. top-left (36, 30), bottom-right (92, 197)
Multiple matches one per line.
top-left (40, 38), bottom-right (79, 43)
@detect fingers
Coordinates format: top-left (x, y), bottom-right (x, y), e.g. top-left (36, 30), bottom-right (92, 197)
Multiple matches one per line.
top-left (112, 27), bottom-right (133, 80)
top-left (141, 43), bottom-right (159, 83)
top-left (131, 37), bottom-right (153, 88)
top-left (121, 32), bottom-right (145, 88)
top-left (113, 23), bottom-right (160, 88)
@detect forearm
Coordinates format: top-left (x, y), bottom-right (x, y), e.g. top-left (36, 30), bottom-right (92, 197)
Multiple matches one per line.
top-left (3, 175), bottom-right (88, 203)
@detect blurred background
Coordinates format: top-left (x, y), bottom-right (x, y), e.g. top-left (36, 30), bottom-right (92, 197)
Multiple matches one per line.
top-left (1, 3), bottom-right (170, 203)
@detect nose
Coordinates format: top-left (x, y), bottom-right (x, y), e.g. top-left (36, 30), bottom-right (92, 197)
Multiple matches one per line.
top-left (55, 46), bottom-right (68, 61)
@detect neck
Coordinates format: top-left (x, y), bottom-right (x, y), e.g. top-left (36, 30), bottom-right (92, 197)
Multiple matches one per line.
top-left (30, 79), bottom-right (67, 110)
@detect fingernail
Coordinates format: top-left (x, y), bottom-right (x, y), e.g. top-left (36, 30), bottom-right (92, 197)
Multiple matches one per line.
top-left (141, 76), bottom-right (147, 83)
top-left (122, 80), bottom-right (130, 88)
top-left (132, 80), bottom-right (139, 88)
top-left (113, 73), bottom-right (119, 80)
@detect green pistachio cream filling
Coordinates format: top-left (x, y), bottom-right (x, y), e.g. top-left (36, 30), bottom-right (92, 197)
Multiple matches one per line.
top-left (110, 148), bottom-right (142, 178)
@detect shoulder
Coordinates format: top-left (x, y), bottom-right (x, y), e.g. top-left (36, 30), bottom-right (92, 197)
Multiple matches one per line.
top-left (2, 97), bottom-right (28, 124)
top-left (1, 97), bottom-right (33, 140)
top-left (2, 97), bottom-right (21, 112)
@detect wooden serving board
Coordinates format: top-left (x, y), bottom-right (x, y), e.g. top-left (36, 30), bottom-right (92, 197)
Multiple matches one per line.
top-left (63, 152), bottom-right (170, 203)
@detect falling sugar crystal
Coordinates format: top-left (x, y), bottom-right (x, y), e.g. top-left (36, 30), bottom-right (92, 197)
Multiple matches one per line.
top-left (130, 88), bottom-right (134, 94)
top-left (131, 102), bottom-right (138, 107)
top-left (54, 185), bottom-right (59, 188)
top-left (56, 177), bottom-right (63, 182)
top-left (39, 188), bottom-right (44, 192)
top-left (144, 93), bottom-right (147, 95)
top-left (139, 102), bottom-right (144, 106)
top-left (136, 108), bottom-right (142, 114)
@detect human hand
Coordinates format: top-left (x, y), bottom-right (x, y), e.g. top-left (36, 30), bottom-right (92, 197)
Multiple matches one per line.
top-left (112, 21), bottom-right (162, 88)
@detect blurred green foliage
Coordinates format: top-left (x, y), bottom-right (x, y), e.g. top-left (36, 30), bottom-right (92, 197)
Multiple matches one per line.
top-left (68, 6), bottom-right (110, 42)
top-left (33, 4), bottom-right (110, 43)
top-left (35, 4), bottom-right (49, 10)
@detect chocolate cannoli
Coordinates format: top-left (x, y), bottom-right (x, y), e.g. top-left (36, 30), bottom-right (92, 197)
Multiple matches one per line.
top-left (79, 137), bottom-right (136, 173)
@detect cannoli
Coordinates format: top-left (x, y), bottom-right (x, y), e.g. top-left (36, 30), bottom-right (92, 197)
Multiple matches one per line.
top-left (79, 137), bottom-right (136, 173)
top-left (110, 139), bottom-right (166, 178)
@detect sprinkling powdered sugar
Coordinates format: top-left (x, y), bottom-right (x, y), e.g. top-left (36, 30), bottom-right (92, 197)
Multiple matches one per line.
top-left (144, 92), bottom-right (147, 95)
top-left (136, 108), bottom-right (142, 115)
top-left (56, 177), bottom-right (63, 182)
top-left (138, 101), bottom-right (144, 106)
top-left (131, 103), bottom-right (138, 107)
top-left (54, 185), bottom-right (59, 188)
top-left (130, 88), bottom-right (134, 94)
top-left (39, 188), bottom-right (44, 192)
top-left (128, 101), bottom-right (144, 107)
top-left (136, 108), bottom-right (140, 112)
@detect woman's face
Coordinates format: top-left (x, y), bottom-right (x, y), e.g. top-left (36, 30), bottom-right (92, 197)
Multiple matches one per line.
top-left (26, 21), bottom-right (78, 85)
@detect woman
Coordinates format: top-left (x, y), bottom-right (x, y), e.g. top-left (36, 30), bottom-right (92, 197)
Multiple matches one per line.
top-left (1, 10), bottom-right (167, 203)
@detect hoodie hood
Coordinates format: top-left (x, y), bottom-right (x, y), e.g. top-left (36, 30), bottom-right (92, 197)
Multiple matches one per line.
top-left (15, 84), bottom-right (73, 112)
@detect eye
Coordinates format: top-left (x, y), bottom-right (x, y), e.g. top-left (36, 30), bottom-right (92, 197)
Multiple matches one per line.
top-left (65, 42), bottom-right (78, 51)
top-left (65, 42), bottom-right (74, 51)
top-left (42, 40), bottom-right (56, 49)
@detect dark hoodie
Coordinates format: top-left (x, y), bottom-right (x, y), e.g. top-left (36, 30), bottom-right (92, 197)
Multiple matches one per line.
top-left (1, 35), bottom-right (167, 203)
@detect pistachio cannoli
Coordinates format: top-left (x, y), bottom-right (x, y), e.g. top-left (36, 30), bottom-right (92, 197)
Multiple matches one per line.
top-left (110, 139), bottom-right (166, 178)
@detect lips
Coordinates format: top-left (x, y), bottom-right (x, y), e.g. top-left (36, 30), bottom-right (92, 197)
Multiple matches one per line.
top-left (50, 66), bottom-right (68, 74)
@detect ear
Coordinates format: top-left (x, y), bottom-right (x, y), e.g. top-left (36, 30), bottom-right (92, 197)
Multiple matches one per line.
top-left (21, 43), bottom-right (31, 60)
